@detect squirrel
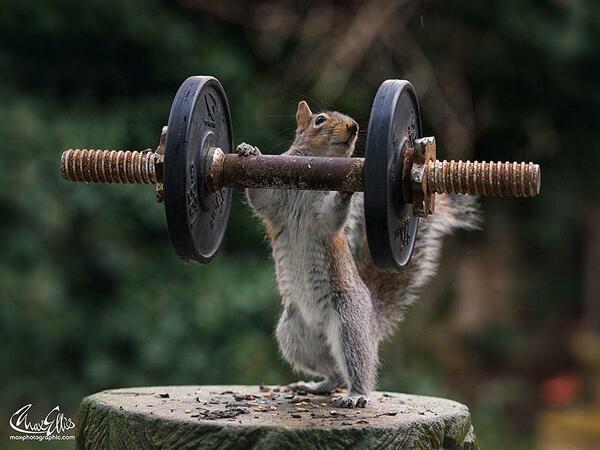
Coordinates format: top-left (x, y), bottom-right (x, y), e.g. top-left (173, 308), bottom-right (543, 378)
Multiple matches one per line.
top-left (237, 101), bottom-right (478, 408)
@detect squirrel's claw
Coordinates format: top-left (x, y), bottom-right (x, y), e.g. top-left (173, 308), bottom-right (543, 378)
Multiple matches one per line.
top-left (340, 191), bottom-right (353, 202)
top-left (332, 394), bottom-right (368, 408)
top-left (236, 142), bottom-right (261, 157)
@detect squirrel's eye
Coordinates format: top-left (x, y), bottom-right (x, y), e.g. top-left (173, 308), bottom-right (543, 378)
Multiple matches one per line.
top-left (314, 114), bottom-right (327, 126)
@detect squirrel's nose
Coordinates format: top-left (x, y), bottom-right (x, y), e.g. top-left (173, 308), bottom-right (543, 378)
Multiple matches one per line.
top-left (347, 122), bottom-right (358, 135)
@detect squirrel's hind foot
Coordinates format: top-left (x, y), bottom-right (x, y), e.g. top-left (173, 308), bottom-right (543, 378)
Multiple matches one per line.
top-left (331, 394), bottom-right (368, 408)
top-left (287, 378), bottom-right (340, 395)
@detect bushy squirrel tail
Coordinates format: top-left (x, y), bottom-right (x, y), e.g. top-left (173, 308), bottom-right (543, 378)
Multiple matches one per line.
top-left (345, 194), bottom-right (480, 338)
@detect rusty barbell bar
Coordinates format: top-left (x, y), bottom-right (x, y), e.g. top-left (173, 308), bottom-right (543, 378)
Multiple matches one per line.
top-left (61, 141), bottom-right (541, 208)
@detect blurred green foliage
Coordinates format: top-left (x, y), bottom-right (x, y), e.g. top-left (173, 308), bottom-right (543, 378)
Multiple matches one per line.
top-left (0, 1), bottom-right (598, 448)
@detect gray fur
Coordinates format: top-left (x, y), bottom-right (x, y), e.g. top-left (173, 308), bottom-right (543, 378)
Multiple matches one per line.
top-left (240, 106), bottom-right (479, 408)
top-left (345, 193), bottom-right (479, 338)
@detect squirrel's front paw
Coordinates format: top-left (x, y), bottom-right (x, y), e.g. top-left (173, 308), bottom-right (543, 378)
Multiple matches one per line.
top-left (332, 394), bottom-right (368, 408)
top-left (236, 142), bottom-right (261, 157)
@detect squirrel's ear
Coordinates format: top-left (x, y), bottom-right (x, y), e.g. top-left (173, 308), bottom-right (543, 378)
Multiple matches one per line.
top-left (296, 101), bottom-right (313, 131)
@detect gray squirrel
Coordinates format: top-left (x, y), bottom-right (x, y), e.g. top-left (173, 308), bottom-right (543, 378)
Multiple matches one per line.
top-left (239, 101), bottom-right (478, 408)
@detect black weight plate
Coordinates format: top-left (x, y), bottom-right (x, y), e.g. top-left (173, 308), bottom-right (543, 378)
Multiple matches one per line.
top-left (164, 76), bottom-right (233, 263)
top-left (364, 80), bottom-right (421, 271)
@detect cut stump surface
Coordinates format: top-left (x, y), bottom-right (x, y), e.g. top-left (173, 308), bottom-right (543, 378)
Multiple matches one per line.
top-left (77, 385), bottom-right (477, 449)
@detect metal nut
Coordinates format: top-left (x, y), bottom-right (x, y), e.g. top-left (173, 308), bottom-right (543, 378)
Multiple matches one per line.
top-left (410, 137), bottom-right (436, 217)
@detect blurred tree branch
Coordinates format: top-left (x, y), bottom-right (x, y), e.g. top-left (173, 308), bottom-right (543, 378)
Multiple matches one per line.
top-left (177, 0), bottom-right (474, 156)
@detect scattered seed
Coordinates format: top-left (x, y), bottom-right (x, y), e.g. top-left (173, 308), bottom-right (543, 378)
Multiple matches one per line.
top-left (226, 402), bottom-right (251, 408)
top-left (195, 408), bottom-right (249, 420)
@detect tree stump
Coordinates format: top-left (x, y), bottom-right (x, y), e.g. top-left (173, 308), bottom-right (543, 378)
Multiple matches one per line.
top-left (77, 385), bottom-right (477, 450)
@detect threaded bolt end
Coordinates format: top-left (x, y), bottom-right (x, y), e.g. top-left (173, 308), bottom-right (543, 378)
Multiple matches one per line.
top-left (426, 160), bottom-right (541, 197)
top-left (61, 149), bottom-right (163, 184)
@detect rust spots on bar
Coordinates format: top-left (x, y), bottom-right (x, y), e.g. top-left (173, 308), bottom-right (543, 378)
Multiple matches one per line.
top-left (60, 149), bottom-right (163, 184)
top-left (426, 160), bottom-right (541, 197)
top-left (215, 154), bottom-right (365, 192)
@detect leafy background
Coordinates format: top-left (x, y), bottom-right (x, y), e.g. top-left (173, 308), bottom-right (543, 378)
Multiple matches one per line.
top-left (1, 1), bottom-right (598, 449)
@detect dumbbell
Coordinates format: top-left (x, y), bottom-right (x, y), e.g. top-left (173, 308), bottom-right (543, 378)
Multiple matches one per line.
top-left (60, 76), bottom-right (541, 272)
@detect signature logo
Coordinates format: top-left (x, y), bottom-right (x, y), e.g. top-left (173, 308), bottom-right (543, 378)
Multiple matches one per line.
top-left (9, 404), bottom-right (75, 436)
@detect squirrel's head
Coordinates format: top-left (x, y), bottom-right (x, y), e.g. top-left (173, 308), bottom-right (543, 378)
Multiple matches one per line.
top-left (293, 101), bottom-right (359, 157)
